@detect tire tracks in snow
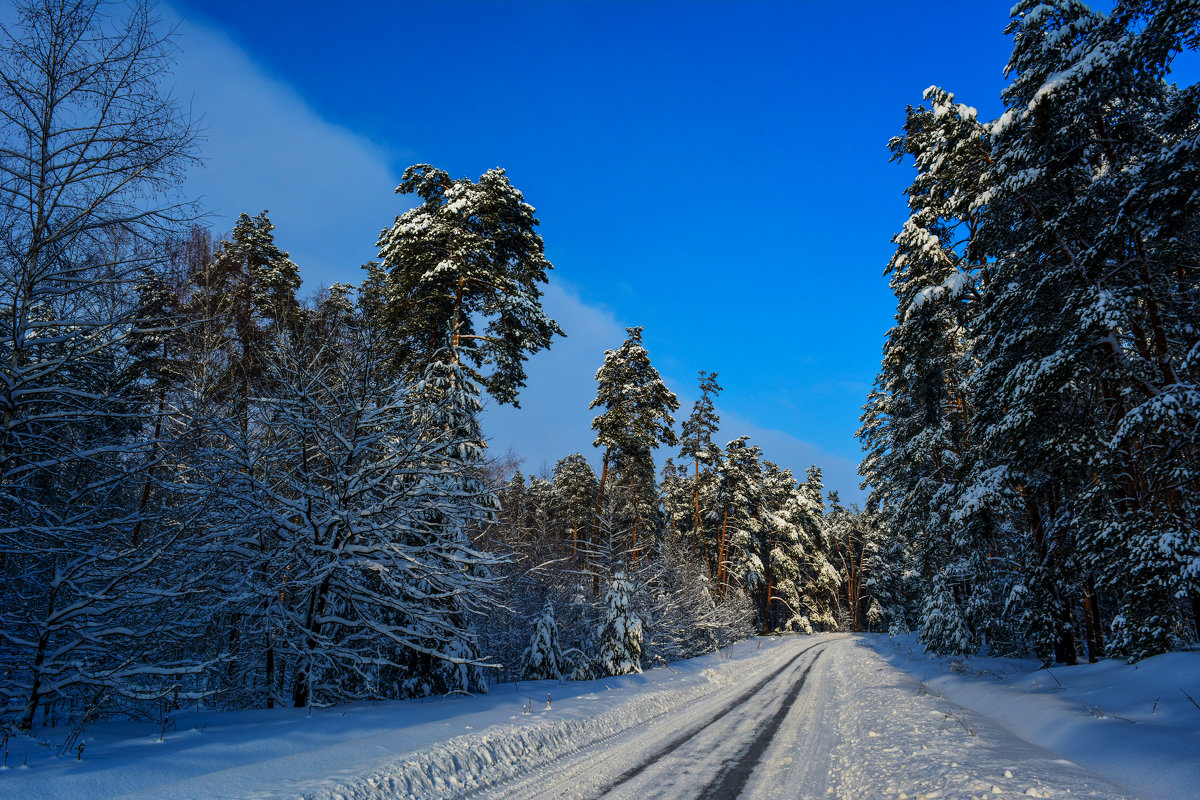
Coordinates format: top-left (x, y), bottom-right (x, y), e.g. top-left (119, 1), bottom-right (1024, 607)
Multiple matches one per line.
top-left (696, 648), bottom-right (824, 799)
top-left (460, 638), bottom-right (828, 800)
top-left (592, 640), bottom-right (827, 798)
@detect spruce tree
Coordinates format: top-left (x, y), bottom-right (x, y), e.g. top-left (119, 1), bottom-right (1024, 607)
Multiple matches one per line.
top-left (520, 601), bottom-right (564, 681)
top-left (920, 573), bottom-right (972, 657)
top-left (595, 571), bottom-right (643, 676)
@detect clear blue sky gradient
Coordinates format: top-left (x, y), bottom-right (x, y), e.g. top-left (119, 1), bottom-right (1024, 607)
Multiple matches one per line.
top-left (168, 1), bottom-right (1032, 502)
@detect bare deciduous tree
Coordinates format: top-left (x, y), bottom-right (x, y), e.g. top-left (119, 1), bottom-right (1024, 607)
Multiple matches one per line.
top-left (0, 0), bottom-right (202, 730)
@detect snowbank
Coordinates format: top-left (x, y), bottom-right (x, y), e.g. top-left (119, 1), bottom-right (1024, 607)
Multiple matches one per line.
top-left (870, 634), bottom-right (1200, 800)
top-left (0, 637), bottom-right (798, 800)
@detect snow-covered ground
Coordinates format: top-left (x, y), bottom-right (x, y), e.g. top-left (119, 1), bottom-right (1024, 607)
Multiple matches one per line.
top-left (0, 637), bottom-right (798, 800)
top-left (870, 633), bottom-right (1200, 800)
top-left (2, 633), bottom-right (1196, 800)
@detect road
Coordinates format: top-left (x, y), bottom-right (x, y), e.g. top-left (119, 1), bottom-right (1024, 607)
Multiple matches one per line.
top-left (474, 635), bottom-right (1135, 800)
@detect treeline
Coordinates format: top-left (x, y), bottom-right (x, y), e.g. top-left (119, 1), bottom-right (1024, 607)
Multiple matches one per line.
top-left (0, 0), bottom-right (859, 732)
top-left (859, 0), bottom-right (1200, 664)
top-left (480, 335), bottom-right (857, 684)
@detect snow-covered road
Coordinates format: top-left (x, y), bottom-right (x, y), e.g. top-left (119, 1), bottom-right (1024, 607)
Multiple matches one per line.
top-left (11, 633), bottom-right (1179, 799)
top-left (476, 636), bottom-right (1134, 800)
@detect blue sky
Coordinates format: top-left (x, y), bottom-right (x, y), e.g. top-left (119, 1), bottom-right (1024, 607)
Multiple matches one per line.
top-left (165, 1), bottom-right (1024, 502)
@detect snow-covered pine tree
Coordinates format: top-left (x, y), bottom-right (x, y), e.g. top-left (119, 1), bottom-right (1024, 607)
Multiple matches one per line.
top-left (589, 327), bottom-right (679, 577)
top-left (553, 454), bottom-right (599, 564)
top-left (858, 82), bottom-right (990, 655)
top-left (793, 467), bottom-right (840, 632)
top-left (595, 571), bottom-right (643, 676)
top-left (760, 461), bottom-right (806, 633)
top-left (373, 165), bottom-right (564, 405)
top-left (711, 436), bottom-right (765, 608)
top-left (1065, 0), bottom-right (1200, 658)
top-left (678, 371), bottom-right (723, 569)
top-left (239, 212), bottom-right (301, 330)
top-left (191, 211), bottom-right (298, 438)
top-left (520, 601), bottom-right (564, 681)
top-left (966, 0), bottom-right (1200, 662)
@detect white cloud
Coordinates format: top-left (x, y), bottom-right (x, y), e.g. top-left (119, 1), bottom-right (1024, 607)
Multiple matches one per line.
top-left (167, 6), bottom-right (407, 289)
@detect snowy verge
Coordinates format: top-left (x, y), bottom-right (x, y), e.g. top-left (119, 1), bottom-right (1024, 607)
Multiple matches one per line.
top-left (868, 633), bottom-right (1200, 800)
top-left (1, 636), bottom-right (807, 800)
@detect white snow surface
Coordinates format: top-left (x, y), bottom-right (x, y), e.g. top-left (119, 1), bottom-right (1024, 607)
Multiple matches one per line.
top-left (1, 638), bottom-right (785, 800)
top-left (4, 634), bottom-right (1195, 799)
top-left (871, 634), bottom-right (1200, 800)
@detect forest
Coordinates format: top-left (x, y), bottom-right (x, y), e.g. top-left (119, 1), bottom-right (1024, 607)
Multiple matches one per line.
top-left (1, 0), bottom-right (1198, 738)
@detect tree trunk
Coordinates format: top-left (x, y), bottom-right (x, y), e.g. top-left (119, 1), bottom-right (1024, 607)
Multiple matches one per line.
top-left (717, 508), bottom-right (728, 597)
top-left (265, 638), bottom-right (275, 709)
top-left (1083, 575), bottom-right (1105, 663)
top-left (18, 627), bottom-right (50, 731)
top-left (763, 548), bottom-right (774, 634)
top-left (293, 575), bottom-right (332, 708)
top-left (130, 370), bottom-right (167, 548)
top-left (593, 449), bottom-right (611, 595)
top-left (1023, 487), bottom-right (1078, 665)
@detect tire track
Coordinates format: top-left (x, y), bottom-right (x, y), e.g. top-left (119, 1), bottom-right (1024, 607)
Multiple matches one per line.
top-left (592, 640), bottom-right (827, 798)
top-left (697, 648), bottom-right (825, 799)
top-left (466, 639), bottom-right (830, 800)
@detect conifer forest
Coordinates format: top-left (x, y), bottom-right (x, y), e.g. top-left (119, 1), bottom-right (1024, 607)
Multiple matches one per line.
top-left (1, 1), bottom-right (1198, 798)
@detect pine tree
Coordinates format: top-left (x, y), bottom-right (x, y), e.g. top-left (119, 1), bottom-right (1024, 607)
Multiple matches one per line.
top-left (239, 211), bottom-right (301, 330)
top-left (712, 436), bottom-right (765, 605)
top-left (860, 0), bottom-right (1200, 662)
top-left (760, 462), bottom-right (806, 632)
top-left (589, 327), bottom-right (679, 575)
top-left (553, 454), bottom-right (598, 564)
top-left (794, 467), bottom-right (840, 632)
top-left (858, 83), bottom-right (989, 655)
top-left (373, 165), bottom-right (564, 405)
top-left (678, 371), bottom-right (723, 570)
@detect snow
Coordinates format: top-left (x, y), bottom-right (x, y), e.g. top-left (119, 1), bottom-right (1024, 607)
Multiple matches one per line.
top-left (0, 638), bottom-right (789, 800)
top-left (4, 634), bottom-right (1193, 800)
top-left (871, 633), bottom-right (1200, 800)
